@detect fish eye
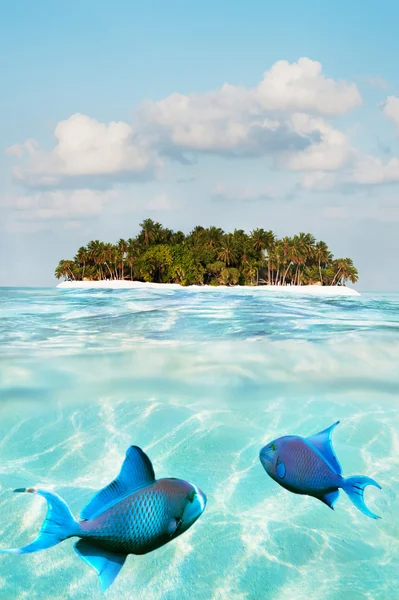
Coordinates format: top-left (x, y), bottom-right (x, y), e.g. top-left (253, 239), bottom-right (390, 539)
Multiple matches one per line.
top-left (270, 443), bottom-right (276, 451)
top-left (188, 490), bottom-right (196, 503)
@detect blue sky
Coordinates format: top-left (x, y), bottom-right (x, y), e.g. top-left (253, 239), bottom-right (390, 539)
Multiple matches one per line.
top-left (1, 0), bottom-right (399, 288)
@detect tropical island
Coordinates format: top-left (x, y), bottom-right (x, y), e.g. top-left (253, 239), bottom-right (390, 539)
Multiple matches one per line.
top-left (55, 219), bottom-right (358, 287)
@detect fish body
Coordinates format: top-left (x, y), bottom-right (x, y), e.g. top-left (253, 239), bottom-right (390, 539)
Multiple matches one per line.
top-left (79, 477), bottom-right (202, 555)
top-left (264, 435), bottom-right (341, 496)
top-left (260, 421), bottom-right (381, 519)
top-left (0, 446), bottom-right (206, 592)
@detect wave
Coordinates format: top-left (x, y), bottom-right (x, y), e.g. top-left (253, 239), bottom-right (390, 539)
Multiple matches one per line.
top-left (0, 288), bottom-right (398, 353)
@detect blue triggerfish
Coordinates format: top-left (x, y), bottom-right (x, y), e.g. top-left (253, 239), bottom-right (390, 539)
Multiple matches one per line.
top-left (259, 421), bottom-right (381, 519)
top-left (0, 445), bottom-right (207, 591)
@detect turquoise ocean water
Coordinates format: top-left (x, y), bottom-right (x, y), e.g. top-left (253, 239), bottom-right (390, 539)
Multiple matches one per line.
top-left (0, 287), bottom-right (398, 599)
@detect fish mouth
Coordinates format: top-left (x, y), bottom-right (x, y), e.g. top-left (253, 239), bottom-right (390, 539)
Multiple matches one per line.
top-left (260, 446), bottom-right (275, 465)
top-left (192, 484), bottom-right (207, 512)
top-left (178, 484), bottom-right (207, 532)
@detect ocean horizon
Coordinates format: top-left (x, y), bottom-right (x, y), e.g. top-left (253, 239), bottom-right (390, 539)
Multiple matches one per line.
top-left (0, 286), bottom-right (398, 599)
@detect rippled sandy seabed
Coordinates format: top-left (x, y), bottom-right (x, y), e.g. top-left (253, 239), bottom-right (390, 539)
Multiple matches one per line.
top-left (0, 287), bottom-right (398, 600)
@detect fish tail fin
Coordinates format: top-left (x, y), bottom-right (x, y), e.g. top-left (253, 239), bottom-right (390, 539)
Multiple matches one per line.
top-left (342, 476), bottom-right (382, 520)
top-left (0, 488), bottom-right (80, 555)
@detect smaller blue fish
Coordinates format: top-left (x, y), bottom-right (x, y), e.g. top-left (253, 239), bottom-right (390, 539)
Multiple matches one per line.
top-left (0, 446), bottom-right (206, 591)
top-left (260, 421), bottom-right (381, 519)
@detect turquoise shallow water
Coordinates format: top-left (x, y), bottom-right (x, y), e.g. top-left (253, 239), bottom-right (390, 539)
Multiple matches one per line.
top-left (0, 287), bottom-right (398, 599)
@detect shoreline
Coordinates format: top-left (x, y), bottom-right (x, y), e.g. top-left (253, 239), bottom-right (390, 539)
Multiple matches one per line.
top-left (56, 280), bottom-right (360, 296)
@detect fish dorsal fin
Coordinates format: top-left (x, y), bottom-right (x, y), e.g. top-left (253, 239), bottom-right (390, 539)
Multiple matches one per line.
top-left (74, 539), bottom-right (127, 592)
top-left (306, 421), bottom-right (342, 475)
top-left (80, 446), bottom-right (155, 521)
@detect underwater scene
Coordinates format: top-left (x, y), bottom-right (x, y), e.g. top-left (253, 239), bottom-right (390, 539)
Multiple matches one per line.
top-left (0, 286), bottom-right (398, 599)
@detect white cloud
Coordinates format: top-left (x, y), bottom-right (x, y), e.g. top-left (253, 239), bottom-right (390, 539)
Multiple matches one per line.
top-left (11, 114), bottom-right (158, 188)
top-left (350, 155), bottom-right (399, 185)
top-left (146, 192), bottom-right (175, 211)
top-left (300, 171), bottom-right (337, 190)
top-left (2, 188), bottom-right (117, 221)
top-left (278, 114), bottom-right (352, 171)
top-left (138, 90), bottom-right (309, 159)
top-left (329, 96), bottom-right (399, 188)
top-left (301, 154), bottom-right (399, 190)
top-left (383, 96), bottom-right (399, 132)
top-left (255, 58), bottom-right (361, 115)
top-left (5, 138), bottom-right (38, 158)
top-left (7, 58), bottom-right (361, 191)
top-left (301, 155), bottom-right (399, 191)
top-left (136, 58), bottom-right (360, 161)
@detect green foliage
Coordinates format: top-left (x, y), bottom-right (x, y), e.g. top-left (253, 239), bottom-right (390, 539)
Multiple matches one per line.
top-left (135, 245), bottom-right (173, 283)
top-left (218, 267), bottom-right (240, 285)
top-left (54, 220), bottom-right (359, 286)
top-left (170, 245), bottom-right (205, 286)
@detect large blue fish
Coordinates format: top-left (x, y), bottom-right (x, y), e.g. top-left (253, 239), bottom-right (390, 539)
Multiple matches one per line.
top-left (0, 445), bottom-right (207, 591)
top-left (259, 421), bottom-right (381, 519)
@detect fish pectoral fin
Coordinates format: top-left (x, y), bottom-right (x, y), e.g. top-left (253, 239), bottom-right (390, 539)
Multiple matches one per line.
top-left (276, 462), bottom-right (286, 479)
top-left (167, 517), bottom-right (181, 537)
top-left (319, 489), bottom-right (340, 510)
top-left (74, 540), bottom-right (127, 593)
top-left (306, 421), bottom-right (342, 475)
top-left (80, 446), bottom-right (155, 521)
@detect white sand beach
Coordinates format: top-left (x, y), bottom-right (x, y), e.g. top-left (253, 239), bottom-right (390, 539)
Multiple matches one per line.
top-left (56, 280), bottom-right (360, 295)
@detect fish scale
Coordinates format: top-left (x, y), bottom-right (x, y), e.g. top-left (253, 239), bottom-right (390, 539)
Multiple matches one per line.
top-left (80, 480), bottom-right (187, 554)
top-left (282, 438), bottom-right (340, 493)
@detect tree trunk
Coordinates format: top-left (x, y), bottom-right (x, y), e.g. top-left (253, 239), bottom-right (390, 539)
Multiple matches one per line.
top-left (105, 262), bottom-right (113, 279)
top-left (282, 263), bottom-right (291, 285)
top-left (332, 269), bottom-right (342, 285)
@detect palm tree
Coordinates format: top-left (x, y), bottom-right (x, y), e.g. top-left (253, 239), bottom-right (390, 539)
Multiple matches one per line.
top-left (250, 228), bottom-right (274, 284)
top-left (170, 230), bottom-right (186, 245)
top-left (126, 238), bottom-right (138, 280)
top-left (281, 237), bottom-right (293, 285)
top-left (242, 259), bottom-right (257, 285)
top-left (264, 231), bottom-right (275, 284)
top-left (314, 241), bottom-right (331, 285)
top-left (75, 246), bottom-right (89, 280)
top-left (55, 259), bottom-right (76, 280)
top-left (118, 239), bottom-right (127, 280)
top-left (189, 225), bottom-right (206, 247)
top-left (206, 226), bottom-right (224, 248)
top-left (272, 241), bottom-right (284, 285)
top-left (102, 243), bottom-right (115, 279)
top-left (295, 233), bottom-right (315, 285)
top-left (217, 235), bottom-right (237, 267)
top-left (139, 219), bottom-right (158, 246)
top-left (87, 240), bottom-right (105, 280)
top-left (251, 228), bottom-right (267, 253)
top-left (332, 258), bottom-right (358, 285)
top-left (55, 260), bottom-right (68, 280)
